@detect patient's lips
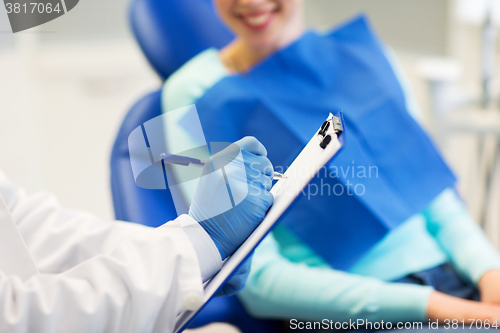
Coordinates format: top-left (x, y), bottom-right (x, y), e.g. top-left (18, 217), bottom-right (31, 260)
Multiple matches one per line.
top-left (238, 8), bottom-right (277, 32)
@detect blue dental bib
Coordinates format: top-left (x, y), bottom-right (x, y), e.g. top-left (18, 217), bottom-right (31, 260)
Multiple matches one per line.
top-left (194, 15), bottom-right (456, 270)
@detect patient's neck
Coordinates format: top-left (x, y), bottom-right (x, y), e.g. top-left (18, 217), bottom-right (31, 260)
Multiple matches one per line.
top-left (220, 27), bottom-right (305, 73)
top-left (219, 41), bottom-right (271, 73)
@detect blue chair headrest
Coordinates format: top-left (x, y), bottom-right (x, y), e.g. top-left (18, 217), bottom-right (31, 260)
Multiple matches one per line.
top-left (129, 0), bottom-right (234, 80)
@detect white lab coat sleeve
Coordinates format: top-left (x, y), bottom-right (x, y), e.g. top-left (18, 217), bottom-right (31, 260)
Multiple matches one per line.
top-left (0, 216), bottom-right (205, 333)
top-left (0, 169), bottom-right (222, 283)
top-left (0, 169), bottom-right (156, 274)
top-left (179, 218), bottom-right (223, 281)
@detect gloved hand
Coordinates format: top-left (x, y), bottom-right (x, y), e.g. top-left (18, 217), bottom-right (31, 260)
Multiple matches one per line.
top-left (189, 136), bottom-right (274, 259)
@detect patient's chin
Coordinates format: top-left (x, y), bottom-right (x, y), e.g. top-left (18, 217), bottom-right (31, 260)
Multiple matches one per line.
top-left (245, 28), bottom-right (285, 52)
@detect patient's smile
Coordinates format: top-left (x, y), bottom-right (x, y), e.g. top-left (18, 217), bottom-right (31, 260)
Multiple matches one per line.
top-left (242, 12), bottom-right (271, 29)
top-left (235, 5), bottom-right (279, 33)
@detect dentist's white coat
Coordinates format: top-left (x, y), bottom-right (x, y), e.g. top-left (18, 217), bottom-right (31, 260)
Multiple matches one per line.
top-left (0, 170), bottom-right (204, 333)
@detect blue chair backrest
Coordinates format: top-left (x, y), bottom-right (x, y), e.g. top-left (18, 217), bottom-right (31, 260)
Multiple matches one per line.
top-left (113, 0), bottom-right (234, 226)
top-left (129, 0), bottom-right (234, 79)
top-left (112, 0), bottom-right (234, 226)
top-left (111, 90), bottom-right (178, 226)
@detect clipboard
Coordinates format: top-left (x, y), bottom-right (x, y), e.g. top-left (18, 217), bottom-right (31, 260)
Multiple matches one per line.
top-left (174, 112), bottom-right (345, 332)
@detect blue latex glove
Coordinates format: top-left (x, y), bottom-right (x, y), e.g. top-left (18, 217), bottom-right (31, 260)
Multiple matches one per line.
top-left (189, 136), bottom-right (274, 259)
top-left (216, 253), bottom-right (253, 297)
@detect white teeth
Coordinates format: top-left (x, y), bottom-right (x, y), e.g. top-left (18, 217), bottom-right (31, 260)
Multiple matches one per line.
top-left (245, 13), bottom-right (269, 26)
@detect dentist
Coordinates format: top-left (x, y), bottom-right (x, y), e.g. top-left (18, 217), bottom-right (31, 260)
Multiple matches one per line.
top-left (0, 136), bottom-right (273, 333)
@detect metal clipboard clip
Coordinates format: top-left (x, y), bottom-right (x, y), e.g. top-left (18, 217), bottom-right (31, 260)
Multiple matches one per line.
top-left (317, 113), bottom-right (344, 149)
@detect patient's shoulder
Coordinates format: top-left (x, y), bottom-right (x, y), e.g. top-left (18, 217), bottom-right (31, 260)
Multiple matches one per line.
top-left (162, 48), bottom-right (229, 112)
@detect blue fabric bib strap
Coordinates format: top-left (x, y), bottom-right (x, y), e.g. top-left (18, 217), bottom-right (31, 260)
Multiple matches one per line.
top-left (195, 15), bottom-right (456, 270)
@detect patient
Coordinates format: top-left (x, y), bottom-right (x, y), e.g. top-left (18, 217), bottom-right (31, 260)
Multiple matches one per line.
top-left (161, 0), bottom-right (500, 329)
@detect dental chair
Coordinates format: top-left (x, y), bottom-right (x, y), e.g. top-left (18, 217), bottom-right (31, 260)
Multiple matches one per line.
top-left (110, 0), bottom-right (282, 332)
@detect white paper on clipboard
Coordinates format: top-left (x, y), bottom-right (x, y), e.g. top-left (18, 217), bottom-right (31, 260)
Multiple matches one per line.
top-left (174, 113), bottom-right (343, 332)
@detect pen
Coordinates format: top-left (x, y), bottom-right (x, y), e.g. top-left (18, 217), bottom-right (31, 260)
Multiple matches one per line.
top-left (159, 153), bottom-right (288, 180)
